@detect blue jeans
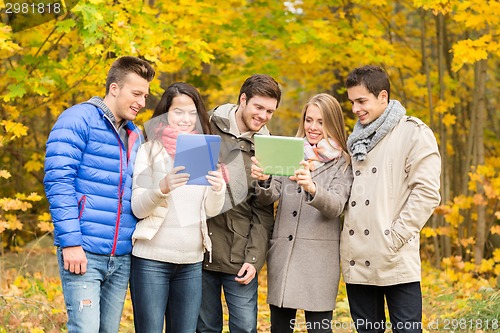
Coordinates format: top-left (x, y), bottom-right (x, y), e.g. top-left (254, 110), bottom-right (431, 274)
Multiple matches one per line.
top-left (346, 282), bottom-right (423, 333)
top-left (56, 248), bottom-right (130, 333)
top-left (197, 270), bottom-right (258, 333)
top-left (130, 256), bottom-right (202, 333)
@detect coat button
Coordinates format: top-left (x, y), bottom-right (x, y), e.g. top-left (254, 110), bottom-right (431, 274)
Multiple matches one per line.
top-left (349, 229), bottom-right (354, 236)
top-left (350, 260), bottom-right (355, 266)
top-left (355, 170), bottom-right (361, 176)
top-left (384, 229), bottom-right (390, 235)
top-left (372, 167), bottom-right (377, 173)
top-left (297, 187), bottom-right (302, 193)
top-left (351, 201), bottom-right (356, 207)
top-left (288, 235), bottom-right (293, 241)
top-left (364, 229), bottom-right (369, 235)
top-left (365, 200), bottom-right (370, 205)
top-left (292, 211), bottom-right (297, 217)
top-left (365, 261), bottom-right (371, 266)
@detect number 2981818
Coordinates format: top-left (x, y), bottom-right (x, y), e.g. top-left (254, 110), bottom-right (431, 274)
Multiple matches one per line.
top-left (5, 2), bottom-right (62, 15)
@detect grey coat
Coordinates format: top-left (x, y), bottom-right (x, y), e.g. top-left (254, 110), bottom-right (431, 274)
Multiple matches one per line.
top-left (257, 156), bottom-right (353, 311)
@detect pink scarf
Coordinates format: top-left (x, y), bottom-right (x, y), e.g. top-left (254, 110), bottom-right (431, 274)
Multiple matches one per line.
top-left (304, 138), bottom-right (342, 170)
top-left (158, 125), bottom-right (197, 157)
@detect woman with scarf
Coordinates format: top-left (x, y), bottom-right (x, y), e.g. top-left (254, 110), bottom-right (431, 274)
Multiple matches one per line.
top-left (130, 82), bottom-right (226, 333)
top-left (251, 93), bottom-right (353, 333)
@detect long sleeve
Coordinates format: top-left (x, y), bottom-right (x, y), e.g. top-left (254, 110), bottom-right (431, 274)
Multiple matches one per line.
top-left (44, 108), bottom-right (89, 248)
top-left (131, 141), bottom-right (169, 219)
top-left (255, 176), bottom-right (283, 206)
top-left (307, 157), bottom-right (353, 218)
top-left (205, 183), bottom-right (227, 217)
top-left (391, 123), bottom-right (441, 250)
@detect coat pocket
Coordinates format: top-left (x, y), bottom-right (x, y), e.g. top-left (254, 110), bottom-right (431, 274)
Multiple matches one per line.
top-left (228, 217), bottom-right (251, 263)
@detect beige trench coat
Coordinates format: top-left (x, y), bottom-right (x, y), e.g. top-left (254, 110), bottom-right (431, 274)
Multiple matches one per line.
top-left (340, 116), bottom-right (441, 286)
top-left (258, 156), bottom-right (353, 311)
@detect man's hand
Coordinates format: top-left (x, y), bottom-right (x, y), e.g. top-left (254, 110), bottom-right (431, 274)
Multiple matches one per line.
top-left (62, 246), bottom-right (88, 275)
top-left (250, 157), bottom-right (270, 181)
top-left (235, 262), bottom-right (257, 285)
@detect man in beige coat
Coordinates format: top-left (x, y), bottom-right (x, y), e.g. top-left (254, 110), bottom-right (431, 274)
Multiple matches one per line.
top-left (340, 66), bottom-right (441, 333)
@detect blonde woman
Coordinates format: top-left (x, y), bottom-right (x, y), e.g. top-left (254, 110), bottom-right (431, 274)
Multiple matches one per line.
top-left (251, 93), bottom-right (353, 333)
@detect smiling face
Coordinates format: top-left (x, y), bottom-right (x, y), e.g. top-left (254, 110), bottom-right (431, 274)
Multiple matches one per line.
top-left (235, 94), bottom-right (277, 133)
top-left (347, 84), bottom-right (388, 125)
top-left (108, 72), bottom-right (150, 123)
top-left (167, 94), bottom-right (198, 133)
top-left (303, 104), bottom-right (324, 145)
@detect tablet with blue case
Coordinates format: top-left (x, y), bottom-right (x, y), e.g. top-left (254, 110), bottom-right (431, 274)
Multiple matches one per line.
top-left (174, 134), bottom-right (221, 186)
top-left (254, 135), bottom-right (304, 176)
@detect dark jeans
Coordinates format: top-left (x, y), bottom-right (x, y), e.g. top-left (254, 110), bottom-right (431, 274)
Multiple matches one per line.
top-left (197, 270), bottom-right (258, 333)
top-left (270, 305), bottom-right (333, 333)
top-left (346, 282), bottom-right (422, 333)
top-left (130, 256), bottom-right (202, 333)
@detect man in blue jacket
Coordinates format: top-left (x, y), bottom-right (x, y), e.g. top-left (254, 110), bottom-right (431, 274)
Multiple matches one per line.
top-left (44, 56), bottom-right (155, 333)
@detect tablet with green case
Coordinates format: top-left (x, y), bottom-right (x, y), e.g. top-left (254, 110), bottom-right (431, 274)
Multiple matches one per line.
top-left (254, 135), bottom-right (304, 176)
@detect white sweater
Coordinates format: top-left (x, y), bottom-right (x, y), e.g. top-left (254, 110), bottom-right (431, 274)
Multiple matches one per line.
top-left (131, 140), bottom-right (225, 264)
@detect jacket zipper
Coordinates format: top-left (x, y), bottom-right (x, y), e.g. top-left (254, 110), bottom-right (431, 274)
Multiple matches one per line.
top-left (104, 114), bottom-right (128, 256)
top-left (111, 134), bottom-right (126, 256)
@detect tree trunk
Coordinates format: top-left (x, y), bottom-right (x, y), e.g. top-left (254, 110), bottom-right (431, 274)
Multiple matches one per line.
top-left (473, 59), bottom-right (488, 264)
top-left (421, 9), bottom-right (440, 266)
top-left (437, 13), bottom-right (451, 257)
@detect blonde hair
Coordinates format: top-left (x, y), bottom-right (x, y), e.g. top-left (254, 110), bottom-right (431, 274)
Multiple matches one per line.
top-left (296, 93), bottom-right (350, 165)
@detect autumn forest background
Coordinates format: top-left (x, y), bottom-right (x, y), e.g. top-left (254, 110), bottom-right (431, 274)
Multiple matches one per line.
top-left (0, 0), bottom-right (499, 332)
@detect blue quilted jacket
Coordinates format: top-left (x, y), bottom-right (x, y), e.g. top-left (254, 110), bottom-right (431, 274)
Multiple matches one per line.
top-left (44, 102), bottom-right (142, 255)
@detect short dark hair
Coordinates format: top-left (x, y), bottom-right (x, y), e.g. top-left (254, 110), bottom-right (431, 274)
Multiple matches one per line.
top-left (152, 82), bottom-right (210, 134)
top-left (238, 74), bottom-right (281, 107)
top-left (105, 56), bottom-right (155, 94)
top-left (346, 65), bottom-right (390, 101)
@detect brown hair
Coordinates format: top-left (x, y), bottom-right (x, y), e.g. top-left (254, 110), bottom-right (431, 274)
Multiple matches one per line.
top-left (105, 56), bottom-right (155, 94)
top-left (152, 82), bottom-right (210, 135)
top-left (238, 74), bottom-right (281, 107)
top-left (345, 65), bottom-right (390, 101)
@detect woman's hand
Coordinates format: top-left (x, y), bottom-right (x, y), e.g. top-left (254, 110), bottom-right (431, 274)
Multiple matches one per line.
top-left (206, 165), bottom-right (225, 192)
top-left (159, 166), bottom-right (190, 194)
top-left (290, 160), bottom-right (316, 195)
top-left (250, 157), bottom-right (270, 181)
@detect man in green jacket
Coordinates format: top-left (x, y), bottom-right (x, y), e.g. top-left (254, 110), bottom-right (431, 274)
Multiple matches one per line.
top-left (197, 74), bottom-right (281, 333)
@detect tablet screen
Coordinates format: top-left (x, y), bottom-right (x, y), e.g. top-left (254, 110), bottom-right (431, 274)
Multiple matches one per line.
top-left (254, 135), bottom-right (304, 176)
top-left (173, 134), bottom-right (221, 185)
